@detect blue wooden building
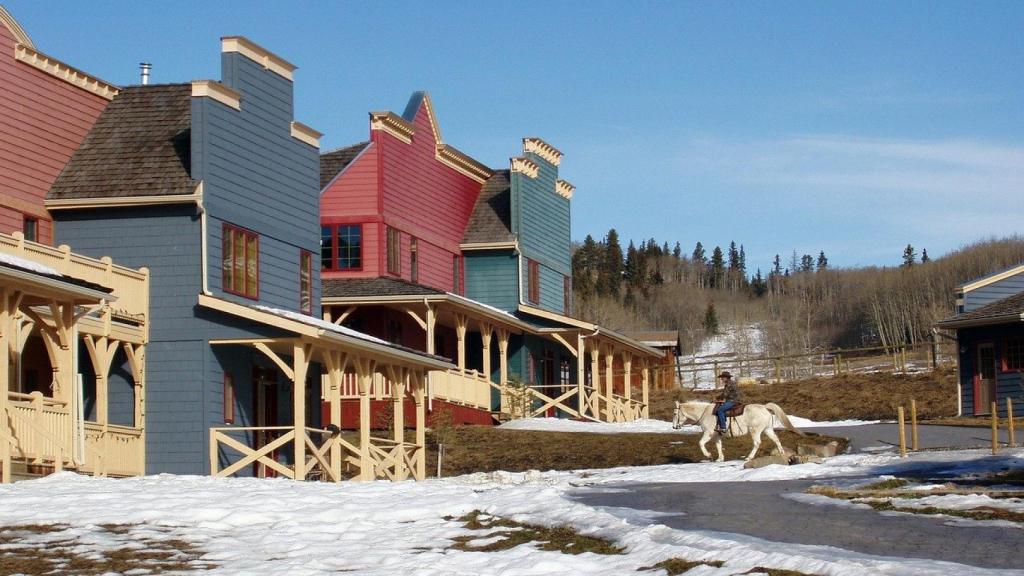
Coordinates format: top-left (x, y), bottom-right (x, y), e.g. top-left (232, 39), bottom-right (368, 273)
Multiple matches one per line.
top-left (47, 37), bottom-right (450, 481)
top-left (937, 263), bottom-right (1024, 417)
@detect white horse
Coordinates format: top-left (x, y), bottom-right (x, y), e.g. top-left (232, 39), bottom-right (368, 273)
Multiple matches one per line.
top-left (672, 400), bottom-right (804, 462)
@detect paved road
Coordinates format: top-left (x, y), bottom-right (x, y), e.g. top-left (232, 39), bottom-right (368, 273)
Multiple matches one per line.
top-left (575, 476), bottom-right (1024, 570)
top-left (572, 426), bottom-right (1023, 571)
top-left (809, 423), bottom-right (1011, 452)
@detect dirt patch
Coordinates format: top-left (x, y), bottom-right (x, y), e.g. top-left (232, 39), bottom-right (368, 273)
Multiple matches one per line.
top-left (424, 426), bottom-right (840, 477)
top-left (449, 510), bottom-right (624, 555)
top-left (0, 523), bottom-right (214, 575)
top-left (638, 558), bottom-right (723, 574)
top-left (650, 368), bottom-right (958, 422)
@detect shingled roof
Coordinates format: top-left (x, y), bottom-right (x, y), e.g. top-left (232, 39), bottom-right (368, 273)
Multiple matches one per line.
top-left (320, 141), bottom-right (370, 190)
top-left (322, 277), bottom-right (444, 299)
top-left (462, 170), bottom-right (514, 245)
top-left (937, 292), bottom-right (1024, 328)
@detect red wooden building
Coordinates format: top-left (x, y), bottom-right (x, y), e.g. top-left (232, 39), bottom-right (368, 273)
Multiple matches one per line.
top-left (0, 6), bottom-right (116, 245)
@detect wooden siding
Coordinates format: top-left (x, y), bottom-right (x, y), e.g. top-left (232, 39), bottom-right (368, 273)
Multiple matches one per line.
top-left (321, 143), bottom-right (379, 220)
top-left (956, 325), bottom-right (1024, 417)
top-left (464, 251), bottom-right (519, 312)
top-left (0, 22), bottom-right (108, 244)
top-left (514, 155), bottom-right (572, 276)
top-left (963, 271), bottom-right (1024, 312)
top-left (198, 52), bottom-right (320, 313)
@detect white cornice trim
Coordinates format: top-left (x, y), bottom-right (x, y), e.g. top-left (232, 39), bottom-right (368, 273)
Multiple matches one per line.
top-left (959, 264), bottom-right (1024, 293)
top-left (436, 144), bottom-right (492, 183)
top-left (46, 192), bottom-right (200, 210)
top-left (523, 137), bottom-right (563, 166)
top-left (0, 6), bottom-right (34, 48)
top-left (510, 157), bottom-right (539, 179)
top-left (370, 111), bottom-right (415, 144)
top-left (555, 179), bottom-right (575, 199)
top-left (14, 44), bottom-right (119, 100)
top-left (290, 121), bottom-right (322, 148)
top-left (221, 36), bottom-right (296, 81)
top-left (459, 241), bottom-right (518, 251)
top-left (191, 80), bottom-right (241, 111)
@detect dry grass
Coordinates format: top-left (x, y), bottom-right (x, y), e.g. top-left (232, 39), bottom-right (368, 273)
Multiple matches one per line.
top-left (449, 511), bottom-right (624, 555)
top-left (864, 501), bottom-right (1024, 523)
top-left (650, 368), bottom-right (958, 422)
top-left (638, 558), bottom-right (723, 574)
top-left (423, 426), bottom-right (841, 477)
top-left (923, 416), bottom-right (1024, 428)
top-left (0, 523), bottom-right (214, 575)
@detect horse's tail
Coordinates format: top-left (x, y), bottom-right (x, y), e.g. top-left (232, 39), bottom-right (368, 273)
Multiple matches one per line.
top-left (765, 403), bottom-right (805, 436)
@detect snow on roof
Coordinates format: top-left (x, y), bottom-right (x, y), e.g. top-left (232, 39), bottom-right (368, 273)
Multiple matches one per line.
top-left (0, 252), bottom-right (61, 277)
top-left (445, 292), bottom-right (518, 319)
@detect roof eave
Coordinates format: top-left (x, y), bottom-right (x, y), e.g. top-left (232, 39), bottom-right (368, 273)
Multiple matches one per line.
top-left (935, 313), bottom-right (1024, 330)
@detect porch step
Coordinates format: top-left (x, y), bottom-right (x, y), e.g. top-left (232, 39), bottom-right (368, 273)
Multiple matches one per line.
top-left (5, 460), bottom-right (55, 483)
top-left (492, 411), bottom-right (512, 423)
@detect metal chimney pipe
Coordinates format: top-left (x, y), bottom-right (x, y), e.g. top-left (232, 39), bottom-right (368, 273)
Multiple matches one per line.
top-left (139, 62), bottom-right (151, 85)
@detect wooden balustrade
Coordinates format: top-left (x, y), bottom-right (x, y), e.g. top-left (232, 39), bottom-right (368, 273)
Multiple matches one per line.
top-left (430, 369), bottom-right (493, 411)
top-left (81, 422), bottom-right (144, 477)
top-left (5, 392), bottom-right (71, 467)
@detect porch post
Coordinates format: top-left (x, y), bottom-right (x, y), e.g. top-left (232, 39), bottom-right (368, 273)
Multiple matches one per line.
top-left (425, 305), bottom-right (436, 356)
top-left (576, 333), bottom-right (586, 419)
top-left (324, 349), bottom-right (346, 482)
top-left (589, 345), bottom-right (600, 422)
top-left (641, 360), bottom-right (650, 418)
top-left (357, 358), bottom-right (374, 481)
top-left (1, 289), bottom-right (11, 483)
top-left (454, 313), bottom-right (467, 373)
top-left (292, 342), bottom-right (310, 480)
top-left (497, 328), bottom-right (510, 413)
top-left (623, 352), bottom-right (633, 403)
top-left (604, 348), bottom-right (614, 422)
top-left (479, 321), bottom-right (493, 382)
top-left (412, 370), bottom-right (426, 480)
top-left (392, 367), bottom-right (407, 479)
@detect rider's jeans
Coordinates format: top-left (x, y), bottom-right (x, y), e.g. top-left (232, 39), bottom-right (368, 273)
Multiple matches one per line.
top-left (716, 401), bottom-right (735, 430)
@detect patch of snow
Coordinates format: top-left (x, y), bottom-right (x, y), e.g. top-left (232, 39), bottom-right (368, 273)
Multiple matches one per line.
top-left (498, 417), bottom-right (701, 434)
top-left (889, 493), bottom-right (1024, 514)
top-left (446, 292), bottom-right (519, 319)
top-left (789, 416), bottom-right (882, 428)
top-left (253, 305), bottom-right (392, 346)
top-left (781, 492), bottom-right (875, 510)
top-left (0, 252), bottom-right (61, 276)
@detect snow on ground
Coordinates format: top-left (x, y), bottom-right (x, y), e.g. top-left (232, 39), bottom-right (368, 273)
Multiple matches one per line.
top-left (1, 448), bottom-right (1022, 575)
top-left (787, 415), bottom-right (881, 428)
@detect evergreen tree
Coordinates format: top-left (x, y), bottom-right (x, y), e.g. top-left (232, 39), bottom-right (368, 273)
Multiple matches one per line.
top-left (800, 254), bottom-right (814, 273)
top-left (703, 301), bottom-right (719, 335)
top-left (692, 242), bottom-right (707, 288)
top-left (710, 246), bottom-right (725, 289)
top-left (816, 251), bottom-right (828, 271)
top-left (751, 268), bottom-right (767, 297)
top-left (921, 248), bottom-right (930, 263)
top-left (739, 245), bottom-right (747, 276)
top-left (662, 241), bottom-right (670, 255)
top-left (601, 229), bottom-right (623, 296)
top-left (902, 244), bottom-right (916, 268)
top-left (772, 254), bottom-right (782, 276)
top-left (624, 240), bottom-right (639, 285)
top-left (672, 241), bottom-right (682, 260)
top-left (571, 238), bottom-right (596, 299)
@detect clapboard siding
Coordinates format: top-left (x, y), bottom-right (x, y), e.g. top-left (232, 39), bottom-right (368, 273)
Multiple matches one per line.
top-left (321, 143), bottom-right (379, 217)
top-left (964, 271), bottom-right (1024, 311)
top-left (0, 20), bottom-right (108, 244)
top-left (515, 155), bottom-right (571, 276)
top-left (955, 326), bottom-right (1024, 417)
top-left (465, 251), bottom-right (519, 311)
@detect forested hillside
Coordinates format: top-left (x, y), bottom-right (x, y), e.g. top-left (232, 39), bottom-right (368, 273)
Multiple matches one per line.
top-left (572, 232), bottom-right (1024, 357)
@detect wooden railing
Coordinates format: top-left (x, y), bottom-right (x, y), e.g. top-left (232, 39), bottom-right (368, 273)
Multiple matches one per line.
top-left (430, 369), bottom-right (494, 411)
top-left (503, 384), bottom-right (646, 423)
top-left (0, 231), bottom-right (149, 320)
top-left (5, 392), bottom-right (71, 467)
top-left (81, 422), bottom-right (144, 477)
top-left (210, 426), bottom-right (426, 482)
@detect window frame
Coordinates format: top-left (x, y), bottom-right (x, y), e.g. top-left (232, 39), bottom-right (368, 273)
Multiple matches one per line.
top-left (299, 250), bottom-right (313, 314)
top-left (1003, 336), bottom-right (1024, 373)
top-left (222, 223), bottom-right (259, 300)
top-left (223, 373), bottom-right (236, 425)
top-left (410, 237), bottom-right (419, 284)
top-left (320, 225), bottom-right (334, 271)
top-left (22, 215), bottom-right (38, 243)
top-left (337, 224), bottom-right (363, 271)
top-left (527, 259), bottom-right (540, 305)
top-left (386, 226), bottom-right (401, 276)
top-left (453, 255), bottom-right (462, 295)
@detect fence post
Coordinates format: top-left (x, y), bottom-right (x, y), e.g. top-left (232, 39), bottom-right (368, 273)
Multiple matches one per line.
top-left (910, 399), bottom-right (919, 451)
top-left (898, 406), bottom-right (907, 457)
top-left (991, 402), bottom-right (999, 455)
top-left (1007, 398), bottom-right (1016, 447)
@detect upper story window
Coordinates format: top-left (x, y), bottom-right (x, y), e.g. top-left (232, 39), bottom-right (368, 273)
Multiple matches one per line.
top-left (222, 223), bottom-right (259, 299)
top-left (528, 259), bottom-right (540, 305)
top-left (23, 216), bottom-right (37, 243)
top-left (387, 226), bottom-right (401, 275)
top-left (321, 225), bottom-right (362, 271)
top-left (1005, 337), bottom-right (1023, 372)
top-left (410, 238), bottom-right (419, 284)
top-left (299, 250), bottom-right (313, 314)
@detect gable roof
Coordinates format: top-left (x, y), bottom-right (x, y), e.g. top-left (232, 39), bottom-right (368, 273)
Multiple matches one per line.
top-left (47, 84), bottom-right (194, 201)
top-left (937, 292), bottom-right (1024, 329)
top-left (462, 170), bottom-right (514, 245)
top-left (958, 263), bottom-right (1024, 294)
top-left (320, 141), bottom-right (370, 190)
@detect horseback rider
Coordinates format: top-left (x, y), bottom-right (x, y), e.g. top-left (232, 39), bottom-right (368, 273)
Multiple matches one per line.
top-left (713, 371), bottom-right (741, 433)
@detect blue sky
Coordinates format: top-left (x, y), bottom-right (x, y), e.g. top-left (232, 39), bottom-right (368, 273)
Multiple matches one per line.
top-left (7, 1), bottom-right (1022, 270)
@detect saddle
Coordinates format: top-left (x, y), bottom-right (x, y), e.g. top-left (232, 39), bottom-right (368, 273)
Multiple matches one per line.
top-left (713, 401), bottom-right (745, 417)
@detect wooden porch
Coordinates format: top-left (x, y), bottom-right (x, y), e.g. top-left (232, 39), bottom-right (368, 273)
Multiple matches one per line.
top-left (1, 231), bottom-right (148, 482)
